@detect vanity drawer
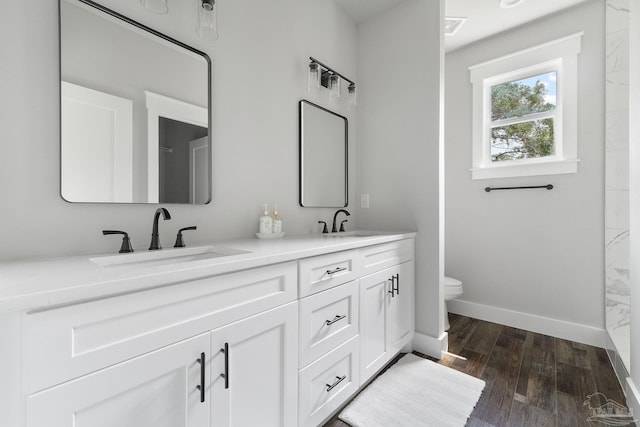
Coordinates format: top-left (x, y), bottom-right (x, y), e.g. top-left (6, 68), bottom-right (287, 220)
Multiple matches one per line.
top-left (298, 336), bottom-right (360, 427)
top-left (299, 281), bottom-right (359, 368)
top-left (23, 262), bottom-right (297, 394)
top-left (360, 238), bottom-right (414, 276)
top-left (299, 250), bottom-right (360, 297)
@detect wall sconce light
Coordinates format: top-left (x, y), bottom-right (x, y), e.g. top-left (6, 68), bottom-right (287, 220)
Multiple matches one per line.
top-left (329, 74), bottom-right (340, 100)
top-left (308, 61), bottom-right (320, 91)
top-left (197, 0), bottom-right (218, 40)
top-left (140, 0), bottom-right (168, 14)
top-left (348, 83), bottom-right (356, 106)
top-left (307, 57), bottom-right (356, 106)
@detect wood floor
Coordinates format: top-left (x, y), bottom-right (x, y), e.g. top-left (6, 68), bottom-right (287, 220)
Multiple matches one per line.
top-left (324, 313), bottom-right (634, 427)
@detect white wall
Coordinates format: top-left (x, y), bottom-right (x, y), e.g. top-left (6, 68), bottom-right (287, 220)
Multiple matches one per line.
top-left (356, 0), bottom-right (445, 350)
top-left (445, 0), bottom-right (606, 346)
top-left (0, 0), bottom-right (357, 260)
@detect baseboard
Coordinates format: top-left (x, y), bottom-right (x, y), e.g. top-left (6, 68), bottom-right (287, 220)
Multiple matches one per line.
top-left (447, 299), bottom-right (607, 348)
top-left (413, 331), bottom-right (448, 359)
top-left (605, 332), bottom-right (631, 393)
top-left (626, 378), bottom-right (640, 421)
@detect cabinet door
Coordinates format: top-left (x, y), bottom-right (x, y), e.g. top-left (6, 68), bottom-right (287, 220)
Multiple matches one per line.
top-left (26, 333), bottom-right (210, 427)
top-left (210, 302), bottom-right (298, 427)
top-left (359, 269), bottom-right (391, 384)
top-left (387, 261), bottom-right (415, 354)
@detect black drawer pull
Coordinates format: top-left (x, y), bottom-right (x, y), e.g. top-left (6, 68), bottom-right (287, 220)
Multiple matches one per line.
top-left (326, 375), bottom-right (346, 392)
top-left (326, 266), bottom-right (347, 275)
top-left (325, 314), bottom-right (346, 326)
top-left (220, 343), bottom-right (229, 389)
top-left (196, 352), bottom-right (205, 403)
top-left (394, 274), bottom-right (400, 295)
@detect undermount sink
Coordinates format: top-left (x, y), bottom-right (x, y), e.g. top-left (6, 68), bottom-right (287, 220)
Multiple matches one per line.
top-left (90, 245), bottom-right (251, 268)
top-left (323, 231), bottom-right (379, 238)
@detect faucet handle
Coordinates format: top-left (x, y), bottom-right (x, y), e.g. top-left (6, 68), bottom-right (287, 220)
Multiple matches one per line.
top-left (102, 230), bottom-right (134, 253)
top-left (318, 221), bottom-right (328, 234)
top-left (339, 220), bottom-right (348, 232)
top-left (174, 226), bottom-right (197, 248)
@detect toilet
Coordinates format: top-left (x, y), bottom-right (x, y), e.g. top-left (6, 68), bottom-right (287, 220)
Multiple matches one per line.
top-left (444, 276), bottom-right (463, 330)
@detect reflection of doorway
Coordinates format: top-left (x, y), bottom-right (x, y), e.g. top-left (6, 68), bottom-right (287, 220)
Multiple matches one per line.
top-left (145, 91), bottom-right (209, 203)
top-left (158, 118), bottom-right (208, 203)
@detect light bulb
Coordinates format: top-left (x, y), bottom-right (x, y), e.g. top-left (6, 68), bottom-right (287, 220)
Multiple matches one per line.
top-left (497, 0), bottom-right (525, 8)
top-left (308, 62), bottom-right (320, 92)
top-left (140, 0), bottom-right (168, 14)
top-left (329, 74), bottom-right (340, 100)
top-left (348, 83), bottom-right (356, 107)
top-left (197, 0), bottom-right (218, 40)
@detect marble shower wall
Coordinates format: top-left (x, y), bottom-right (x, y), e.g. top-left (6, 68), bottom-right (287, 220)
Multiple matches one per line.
top-left (606, 0), bottom-right (630, 374)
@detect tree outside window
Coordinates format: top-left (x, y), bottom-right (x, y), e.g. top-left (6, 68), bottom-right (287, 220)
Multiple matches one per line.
top-left (490, 72), bottom-right (557, 162)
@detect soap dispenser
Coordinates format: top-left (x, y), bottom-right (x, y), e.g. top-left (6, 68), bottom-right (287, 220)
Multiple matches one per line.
top-left (259, 204), bottom-right (273, 234)
top-left (272, 204), bottom-right (283, 233)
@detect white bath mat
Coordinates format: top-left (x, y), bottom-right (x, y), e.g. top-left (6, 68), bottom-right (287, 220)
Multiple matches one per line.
top-left (338, 353), bottom-right (485, 427)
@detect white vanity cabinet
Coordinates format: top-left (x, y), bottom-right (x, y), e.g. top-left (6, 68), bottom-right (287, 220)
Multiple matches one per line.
top-left (359, 240), bottom-right (415, 385)
top-left (297, 237), bottom-right (415, 425)
top-left (26, 333), bottom-right (211, 427)
top-left (2, 233), bottom-right (417, 427)
top-left (209, 302), bottom-right (298, 427)
top-left (297, 252), bottom-right (361, 426)
top-left (22, 262), bottom-right (299, 427)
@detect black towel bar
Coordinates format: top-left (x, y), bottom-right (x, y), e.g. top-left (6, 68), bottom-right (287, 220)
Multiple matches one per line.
top-left (485, 184), bottom-right (553, 192)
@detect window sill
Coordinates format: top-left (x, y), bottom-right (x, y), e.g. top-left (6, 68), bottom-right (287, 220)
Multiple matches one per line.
top-left (471, 159), bottom-right (579, 180)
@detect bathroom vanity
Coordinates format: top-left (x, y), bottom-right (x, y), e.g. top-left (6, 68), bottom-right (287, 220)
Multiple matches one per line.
top-left (0, 232), bottom-right (415, 427)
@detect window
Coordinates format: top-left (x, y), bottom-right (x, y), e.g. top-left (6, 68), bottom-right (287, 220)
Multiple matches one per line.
top-left (469, 33), bottom-right (582, 180)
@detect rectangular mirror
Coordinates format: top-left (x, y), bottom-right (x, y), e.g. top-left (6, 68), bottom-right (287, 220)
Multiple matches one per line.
top-left (60, 0), bottom-right (211, 204)
top-left (299, 100), bottom-right (348, 208)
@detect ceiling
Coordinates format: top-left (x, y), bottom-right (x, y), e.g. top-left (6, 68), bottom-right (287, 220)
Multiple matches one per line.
top-left (334, 0), bottom-right (591, 52)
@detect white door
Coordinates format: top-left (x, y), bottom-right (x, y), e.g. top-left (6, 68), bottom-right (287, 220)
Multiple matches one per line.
top-left (386, 261), bottom-right (415, 354)
top-left (359, 269), bottom-right (391, 384)
top-left (61, 81), bottom-right (133, 203)
top-left (189, 136), bottom-right (209, 204)
top-left (26, 333), bottom-right (210, 427)
top-left (210, 302), bottom-right (298, 427)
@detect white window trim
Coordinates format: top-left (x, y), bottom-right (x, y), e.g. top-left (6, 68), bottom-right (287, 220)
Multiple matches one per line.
top-left (469, 32), bottom-right (583, 180)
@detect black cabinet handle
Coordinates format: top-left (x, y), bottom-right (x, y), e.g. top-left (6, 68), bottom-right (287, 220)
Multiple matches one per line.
top-left (326, 375), bottom-right (346, 392)
top-left (388, 274), bottom-right (400, 298)
top-left (220, 343), bottom-right (229, 389)
top-left (326, 266), bottom-right (347, 275)
top-left (325, 314), bottom-right (346, 326)
top-left (388, 276), bottom-right (395, 298)
top-left (196, 352), bottom-right (205, 403)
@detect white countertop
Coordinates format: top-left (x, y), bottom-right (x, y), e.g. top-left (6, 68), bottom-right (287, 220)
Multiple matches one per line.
top-left (0, 231), bottom-right (416, 313)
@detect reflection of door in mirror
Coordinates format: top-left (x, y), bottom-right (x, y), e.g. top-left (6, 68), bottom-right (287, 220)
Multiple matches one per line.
top-left (189, 136), bottom-right (209, 204)
top-left (145, 92), bottom-right (209, 204)
top-left (157, 118), bottom-right (208, 204)
top-left (61, 81), bottom-right (134, 203)
top-left (299, 100), bottom-right (348, 208)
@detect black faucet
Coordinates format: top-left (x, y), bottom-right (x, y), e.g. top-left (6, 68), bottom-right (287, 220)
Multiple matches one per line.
top-left (174, 226), bottom-right (197, 247)
top-left (332, 209), bottom-right (350, 233)
top-left (149, 207), bottom-right (171, 250)
top-left (102, 230), bottom-right (134, 253)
